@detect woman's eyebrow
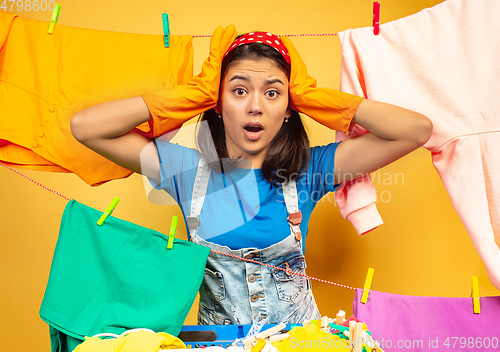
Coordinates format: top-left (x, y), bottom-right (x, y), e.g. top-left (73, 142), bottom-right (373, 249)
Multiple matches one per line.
top-left (228, 75), bottom-right (249, 82)
top-left (228, 76), bottom-right (285, 86)
top-left (265, 78), bottom-right (285, 86)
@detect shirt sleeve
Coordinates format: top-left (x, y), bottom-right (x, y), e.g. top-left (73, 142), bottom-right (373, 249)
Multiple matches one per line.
top-left (148, 140), bottom-right (201, 204)
top-left (307, 142), bottom-right (383, 235)
top-left (307, 142), bottom-right (342, 198)
top-left (335, 31), bottom-right (383, 235)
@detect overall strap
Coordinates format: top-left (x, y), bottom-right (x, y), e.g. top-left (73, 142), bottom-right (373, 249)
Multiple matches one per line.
top-left (186, 157), bottom-right (210, 241)
top-left (282, 180), bottom-right (302, 241)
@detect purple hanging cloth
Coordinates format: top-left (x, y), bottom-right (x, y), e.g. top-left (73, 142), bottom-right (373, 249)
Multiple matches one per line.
top-left (353, 289), bottom-right (500, 351)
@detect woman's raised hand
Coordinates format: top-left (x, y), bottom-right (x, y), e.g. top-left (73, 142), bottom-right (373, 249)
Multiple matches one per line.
top-left (140, 25), bottom-right (237, 137)
top-left (280, 36), bottom-right (363, 134)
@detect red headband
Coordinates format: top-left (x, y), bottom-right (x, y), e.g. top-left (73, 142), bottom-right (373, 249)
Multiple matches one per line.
top-left (224, 32), bottom-right (291, 64)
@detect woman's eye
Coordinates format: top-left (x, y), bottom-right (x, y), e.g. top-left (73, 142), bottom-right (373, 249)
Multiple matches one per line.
top-left (234, 88), bottom-right (246, 96)
top-left (266, 90), bottom-right (280, 98)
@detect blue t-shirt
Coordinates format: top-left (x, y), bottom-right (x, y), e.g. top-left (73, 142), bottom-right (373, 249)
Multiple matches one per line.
top-left (150, 141), bottom-right (341, 252)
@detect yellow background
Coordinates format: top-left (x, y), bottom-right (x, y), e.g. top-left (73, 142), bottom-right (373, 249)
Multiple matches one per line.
top-left (1, 1), bottom-right (498, 351)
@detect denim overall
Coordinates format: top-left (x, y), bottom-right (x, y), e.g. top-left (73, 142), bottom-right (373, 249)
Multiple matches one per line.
top-left (186, 157), bottom-right (321, 325)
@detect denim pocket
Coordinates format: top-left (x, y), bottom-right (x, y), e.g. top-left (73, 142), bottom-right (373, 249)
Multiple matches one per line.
top-left (271, 257), bottom-right (306, 303)
top-left (201, 267), bottom-right (225, 302)
top-left (198, 303), bottom-right (232, 325)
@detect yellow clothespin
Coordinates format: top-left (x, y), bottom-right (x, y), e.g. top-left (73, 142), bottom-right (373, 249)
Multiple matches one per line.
top-left (96, 197), bottom-right (120, 226)
top-left (167, 216), bottom-right (178, 249)
top-left (48, 4), bottom-right (61, 34)
top-left (471, 276), bottom-right (480, 314)
top-left (361, 268), bottom-right (375, 304)
top-left (162, 13), bottom-right (170, 48)
top-left (250, 339), bottom-right (266, 352)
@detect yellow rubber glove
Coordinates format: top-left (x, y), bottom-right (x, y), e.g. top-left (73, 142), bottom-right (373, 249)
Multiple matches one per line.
top-left (141, 25), bottom-right (237, 138)
top-left (280, 36), bottom-right (364, 135)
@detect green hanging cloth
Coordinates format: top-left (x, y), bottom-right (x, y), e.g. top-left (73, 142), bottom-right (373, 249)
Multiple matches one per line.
top-left (40, 200), bottom-right (210, 352)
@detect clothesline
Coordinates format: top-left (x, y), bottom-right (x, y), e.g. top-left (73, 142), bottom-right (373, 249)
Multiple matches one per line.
top-left (0, 161), bottom-right (356, 291)
top-left (192, 32), bottom-right (339, 38)
top-left (0, 162), bottom-right (72, 201)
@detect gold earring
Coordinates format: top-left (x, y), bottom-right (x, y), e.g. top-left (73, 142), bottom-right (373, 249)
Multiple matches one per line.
top-left (285, 117), bottom-right (289, 123)
top-left (218, 114), bottom-right (221, 119)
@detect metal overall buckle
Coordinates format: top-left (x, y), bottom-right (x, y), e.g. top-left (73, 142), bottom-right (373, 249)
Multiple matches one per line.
top-left (287, 211), bottom-right (302, 241)
top-left (186, 216), bottom-right (200, 230)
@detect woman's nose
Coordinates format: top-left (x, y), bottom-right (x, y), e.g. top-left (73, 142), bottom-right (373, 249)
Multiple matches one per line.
top-left (247, 93), bottom-right (263, 116)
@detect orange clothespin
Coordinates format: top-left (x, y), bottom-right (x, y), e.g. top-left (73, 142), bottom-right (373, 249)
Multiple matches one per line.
top-left (48, 4), bottom-right (61, 34)
top-left (373, 2), bottom-right (380, 35)
top-left (361, 268), bottom-right (375, 304)
top-left (471, 276), bottom-right (480, 314)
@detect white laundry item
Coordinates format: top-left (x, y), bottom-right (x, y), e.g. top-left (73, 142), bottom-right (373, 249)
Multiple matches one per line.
top-left (336, 0), bottom-right (500, 289)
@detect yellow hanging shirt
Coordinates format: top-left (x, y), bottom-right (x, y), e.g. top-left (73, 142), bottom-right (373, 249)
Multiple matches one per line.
top-left (0, 12), bottom-right (193, 186)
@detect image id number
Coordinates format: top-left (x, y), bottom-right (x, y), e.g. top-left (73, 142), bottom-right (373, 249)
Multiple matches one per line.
top-left (443, 337), bottom-right (499, 349)
top-left (1, 0), bottom-right (56, 12)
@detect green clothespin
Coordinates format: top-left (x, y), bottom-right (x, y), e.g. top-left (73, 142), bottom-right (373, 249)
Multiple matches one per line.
top-left (48, 4), bottom-right (61, 34)
top-left (96, 197), bottom-right (120, 226)
top-left (167, 216), bottom-right (177, 249)
top-left (162, 13), bottom-right (170, 48)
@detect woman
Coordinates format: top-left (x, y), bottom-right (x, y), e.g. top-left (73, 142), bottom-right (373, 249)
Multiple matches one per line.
top-left (71, 26), bottom-right (432, 324)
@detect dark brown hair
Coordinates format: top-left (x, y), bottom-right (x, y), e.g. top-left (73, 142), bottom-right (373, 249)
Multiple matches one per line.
top-left (195, 40), bottom-right (310, 188)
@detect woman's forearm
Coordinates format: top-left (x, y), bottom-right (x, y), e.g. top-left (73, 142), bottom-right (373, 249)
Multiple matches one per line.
top-left (70, 96), bottom-right (152, 142)
top-left (352, 99), bottom-right (432, 146)
top-left (333, 99), bottom-right (433, 184)
top-left (69, 96), bottom-right (157, 176)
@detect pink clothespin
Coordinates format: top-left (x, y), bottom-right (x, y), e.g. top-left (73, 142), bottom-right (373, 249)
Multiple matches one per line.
top-left (373, 2), bottom-right (380, 35)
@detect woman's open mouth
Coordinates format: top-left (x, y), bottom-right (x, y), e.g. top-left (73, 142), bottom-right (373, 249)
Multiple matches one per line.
top-left (243, 123), bottom-right (264, 141)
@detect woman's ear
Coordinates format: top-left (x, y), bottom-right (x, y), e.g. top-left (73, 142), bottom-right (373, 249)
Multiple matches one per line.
top-left (285, 107), bottom-right (292, 118)
top-left (214, 103), bottom-right (221, 115)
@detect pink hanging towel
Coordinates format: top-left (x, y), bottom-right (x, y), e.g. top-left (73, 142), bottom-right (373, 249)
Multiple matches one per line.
top-left (354, 289), bottom-right (500, 351)
top-left (337, 0), bottom-right (500, 289)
